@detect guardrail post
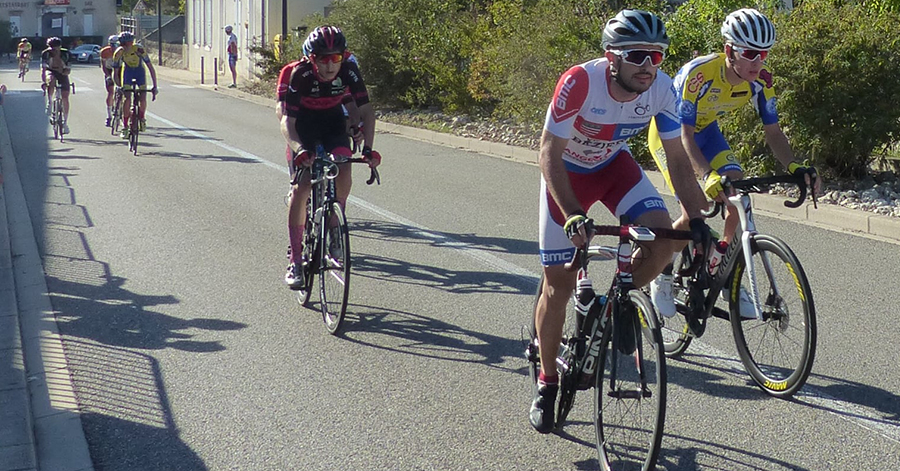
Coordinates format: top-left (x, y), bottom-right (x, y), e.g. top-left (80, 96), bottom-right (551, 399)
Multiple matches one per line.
top-left (214, 58), bottom-right (218, 86)
top-left (200, 56), bottom-right (205, 84)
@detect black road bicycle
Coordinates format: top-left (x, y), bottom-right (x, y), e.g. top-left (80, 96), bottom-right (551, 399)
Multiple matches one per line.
top-left (525, 217), bottom-right (700, 471)
top-left (49, 80), bottom-right (73, 142)
top-left (662, 174), bottom-right (818, 398)
top-left (291, 148), bottom-right (379, 334)
top-left (126, 79), bottom-right (141, 155)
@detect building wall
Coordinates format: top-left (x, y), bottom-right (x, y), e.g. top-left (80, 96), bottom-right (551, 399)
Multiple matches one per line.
top-left (185, 0), bottom-right (331, 82)
top-left (1, 0), bottom-right (117, 43)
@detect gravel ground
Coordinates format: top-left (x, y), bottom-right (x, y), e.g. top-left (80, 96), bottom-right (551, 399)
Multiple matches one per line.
top-left (376, 108), bottom-right (900, 219)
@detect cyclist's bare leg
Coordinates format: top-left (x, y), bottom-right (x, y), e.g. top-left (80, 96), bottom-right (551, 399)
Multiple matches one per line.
top-left (122, 94), bottom-right (133, 127)
top-left (721, 169), bottom-right (744, 244)
top-left (288, 173), bottom-right (313, 261)
top-left (61, 88), bottom-right (70, 122)
top-left (535, 264), bottom-right (577, 376)
top-left (138, 90), bottom-right (148, 121)
top-left (333, 162), bottom-right (352, 215)
top-left (631, 209), bottom-right (678, 288)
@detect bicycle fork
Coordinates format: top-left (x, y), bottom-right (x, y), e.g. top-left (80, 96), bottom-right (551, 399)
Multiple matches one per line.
top-left (729, 193), bottom-right (780, 320)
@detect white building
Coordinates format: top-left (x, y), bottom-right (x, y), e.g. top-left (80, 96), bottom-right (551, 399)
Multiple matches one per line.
top-left (1, 0), bottom-right (117, 42)
top-left (185, 0), bottom-right (331, 82)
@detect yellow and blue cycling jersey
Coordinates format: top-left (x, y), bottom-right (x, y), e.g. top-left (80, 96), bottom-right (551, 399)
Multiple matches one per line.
top-left (649, 53), bottom-right (779, 191)
top-left (113, 44), bottom-right (152, 90)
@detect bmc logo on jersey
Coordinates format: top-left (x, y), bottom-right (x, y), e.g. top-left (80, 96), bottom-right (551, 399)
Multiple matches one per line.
top-left (614, 123), bottom-right (646, 139)
top-left (552, 69), bottom-right (588, 123)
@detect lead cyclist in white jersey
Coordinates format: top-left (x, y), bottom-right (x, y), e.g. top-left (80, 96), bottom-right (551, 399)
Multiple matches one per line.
top-left (529, 9), bottom-right (711, 433)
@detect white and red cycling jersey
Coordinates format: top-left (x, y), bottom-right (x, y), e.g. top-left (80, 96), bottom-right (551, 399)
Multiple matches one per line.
top-left (538, 58), bottom-right (679, 266)
top-left (543, 57), bottom-right (680, 174)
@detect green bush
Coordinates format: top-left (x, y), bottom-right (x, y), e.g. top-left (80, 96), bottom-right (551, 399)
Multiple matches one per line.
top-left (770, 0), bottom-right (900, 177)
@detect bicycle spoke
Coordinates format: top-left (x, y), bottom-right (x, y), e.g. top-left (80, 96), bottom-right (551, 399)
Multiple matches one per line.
top-left (319, 203), bottom-right (350, 334)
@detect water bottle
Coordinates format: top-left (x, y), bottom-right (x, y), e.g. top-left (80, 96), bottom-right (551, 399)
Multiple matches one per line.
top-left (708, 240), bottom-right (728, 276)
top-left (574, 278), bottom-right (594, 317)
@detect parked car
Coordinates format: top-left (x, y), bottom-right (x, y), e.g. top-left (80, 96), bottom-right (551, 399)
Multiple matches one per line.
top-left (72, 44), bottom-right (101, 63)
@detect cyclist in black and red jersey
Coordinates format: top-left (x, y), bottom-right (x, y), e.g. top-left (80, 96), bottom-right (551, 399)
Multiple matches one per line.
top-left (280, 25), bottom-right (381, 289)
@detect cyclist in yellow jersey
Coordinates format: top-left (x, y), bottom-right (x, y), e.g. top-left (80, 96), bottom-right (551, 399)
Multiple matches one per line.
top-left (112, 32), bottom-right (158, 139)
top-left (17, 39), bottom-right (32, 77)
top-left (646, 9), bottom-right (822, 318)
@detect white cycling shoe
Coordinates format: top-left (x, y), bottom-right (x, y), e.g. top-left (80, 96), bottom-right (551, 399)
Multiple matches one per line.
top-left (721, 287), bottom-right (757, 319)
top-left (650, 273), bottom-right (677, 318)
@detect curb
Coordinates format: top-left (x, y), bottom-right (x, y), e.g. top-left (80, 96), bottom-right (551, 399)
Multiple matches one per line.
top-left (0, 104), bottom-right (94, 471)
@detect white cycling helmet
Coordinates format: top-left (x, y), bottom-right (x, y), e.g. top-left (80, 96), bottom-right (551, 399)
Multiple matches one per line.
top-left (721, 8), bottom-right (776, 50)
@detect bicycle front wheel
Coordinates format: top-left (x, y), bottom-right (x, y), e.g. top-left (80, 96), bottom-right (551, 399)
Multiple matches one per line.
top-left (730, 234), bottom-right (816, 398)
top-left (594, 290), bottom-right (666, 471)
top-left (319, 202), bottom-right (350, 334)
top-left (129, 119), bottom-right (139, 155)
top-left (661, 247), bottom-right (694, 358)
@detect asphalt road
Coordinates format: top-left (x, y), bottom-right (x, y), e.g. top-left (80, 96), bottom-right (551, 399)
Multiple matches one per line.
top-left (3, 61), bottom-right (899, 470)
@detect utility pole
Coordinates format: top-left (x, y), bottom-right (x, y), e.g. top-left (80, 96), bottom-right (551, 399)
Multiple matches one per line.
top-left (157, 0), bottom-right (162, 65)
top-left (282, 0), bottom-right (287, 56)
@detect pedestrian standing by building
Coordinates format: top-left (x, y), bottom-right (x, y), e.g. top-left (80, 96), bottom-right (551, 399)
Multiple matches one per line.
top-left (225, 25), bottom-right (238, 88)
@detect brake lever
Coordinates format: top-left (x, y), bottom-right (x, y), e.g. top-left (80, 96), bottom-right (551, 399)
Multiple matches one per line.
top-left (366, 167), bottom-right (380, 185)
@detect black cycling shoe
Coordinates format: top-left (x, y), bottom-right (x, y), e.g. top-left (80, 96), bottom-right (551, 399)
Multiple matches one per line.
top-left (615, 303), bottom-right (637, 355)
top-left (529, 383), bottom-right (558, 434)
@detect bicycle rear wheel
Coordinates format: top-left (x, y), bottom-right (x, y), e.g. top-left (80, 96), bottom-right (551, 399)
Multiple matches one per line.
top-left (729, 234), bottom-right (816, 398)
top-left (129, 115), bottom-right (139, 155)
top-left (319, 202), bottom-right (350, 334)
top-left (594, 290), bottom-right (666, 471)
top-left (294, 200), bottom-right (317, 307)
top-left (111, 94), bottom-right (123, 135)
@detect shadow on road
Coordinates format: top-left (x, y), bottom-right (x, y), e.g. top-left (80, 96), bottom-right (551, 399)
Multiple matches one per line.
top-left (352, 218), bottom-right (539, 257)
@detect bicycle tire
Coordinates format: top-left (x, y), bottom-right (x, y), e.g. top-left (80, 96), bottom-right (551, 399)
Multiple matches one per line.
top-left (129, 111), bottom-right (139, 155)
top-left (111, 92), bottom-right (123, 135)
top-left (319, 202), bottom-right (350, 334)
top-left (294, 198), bottom-right (317, 307)
top-left (661, 247), bottom-right (694, 358)
top-left (729, 234), bottom-right (816, 398)
top-left (594, 290), bottom-right (666, 471)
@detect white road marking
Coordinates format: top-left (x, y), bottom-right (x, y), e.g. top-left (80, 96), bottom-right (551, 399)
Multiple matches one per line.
top-left (143, 110), bottom-right (900, 446)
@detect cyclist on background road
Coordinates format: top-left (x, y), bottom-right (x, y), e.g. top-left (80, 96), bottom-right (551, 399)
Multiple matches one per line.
top-left (17, 38), bottom-right (32, 75)
top-left (279, 25), bottom-right (381, 289)
top-left (41, 37), bottom-right (72, 134)
top-left (113, 31), bottom-right (158, 139)
top-left (647, 8), bottom-right (822, 318)
top-left (100, 35), bottom-right (118, 127)
top-left (529, 9), bottom-right (710, 434)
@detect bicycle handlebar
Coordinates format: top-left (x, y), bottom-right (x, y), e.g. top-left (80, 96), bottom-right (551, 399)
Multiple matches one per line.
top-left (701, 173), bottom-right (818, 219)
top-left (290, 155), bottom-right (381, 186)
top-left (563, 223), bottom-right (698, 273)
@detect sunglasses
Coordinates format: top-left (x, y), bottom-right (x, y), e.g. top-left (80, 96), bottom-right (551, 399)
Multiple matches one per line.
top-left (610, 49), bottom-right (665, 67)
top-left (314, 53), bottom-right (343, 64)
top-left (731, 45), bottom-right (768, 62)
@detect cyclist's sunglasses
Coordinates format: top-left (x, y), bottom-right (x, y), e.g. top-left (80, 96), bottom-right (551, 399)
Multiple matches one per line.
top-left (313, 52), bottom-right (343, 64)
top-left (610, 49), bottom-right (665, 67)
top-left (731, 45), bottom-right (768, 62)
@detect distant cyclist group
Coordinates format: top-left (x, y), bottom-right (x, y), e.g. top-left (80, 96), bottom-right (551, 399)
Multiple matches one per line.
top-left (17, 31), bottom-right (158, 138)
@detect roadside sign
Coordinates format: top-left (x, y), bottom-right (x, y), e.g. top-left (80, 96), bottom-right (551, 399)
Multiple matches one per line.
top-left (132, 0), bottom-right (147, 13)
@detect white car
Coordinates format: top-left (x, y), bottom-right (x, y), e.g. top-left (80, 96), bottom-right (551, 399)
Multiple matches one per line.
top-left (72, 44), bottom-right (101, 63)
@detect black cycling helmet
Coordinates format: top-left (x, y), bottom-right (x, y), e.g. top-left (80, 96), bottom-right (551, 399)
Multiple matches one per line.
top-left (118, 31), bottom-right (135, 44)
top-left (47, 37), bottom-right (61, 47)
top-left (302, 26), bottom-right (346, 57)
top-left (602, 9), bottom-right (669, 50)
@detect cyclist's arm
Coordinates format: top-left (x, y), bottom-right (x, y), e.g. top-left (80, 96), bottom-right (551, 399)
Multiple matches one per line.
top-left (661, 135), bottom-right (709, 218)
top-left (146, 60), bottom-right (158, 90)
top-left (680, 122), bottom-right (713, 177)
top-left (358, 102), bottom-right (375, 150)
top-left (539, 130), bottom-right (580, 218)
top-left (280, 115), bottom-right (302, 155)
top-left (762, 123), bottom-right (794, 169)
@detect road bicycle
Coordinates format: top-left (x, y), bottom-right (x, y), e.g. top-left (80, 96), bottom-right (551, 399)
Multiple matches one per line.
top-left (291, 148), bottom-right (379, 334)
top-left (125, 79), bottom-right (142, 155)
top-left (110, 86), bottom-right (124, 136)
top-left (18, 56), bottom-right (29, 81)
top-left (525, 217), bottom-right (700, 471)
top-left (48, 80), bottom-right (73, 142)
top-left (661, 174), bottom-right (818, 398)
